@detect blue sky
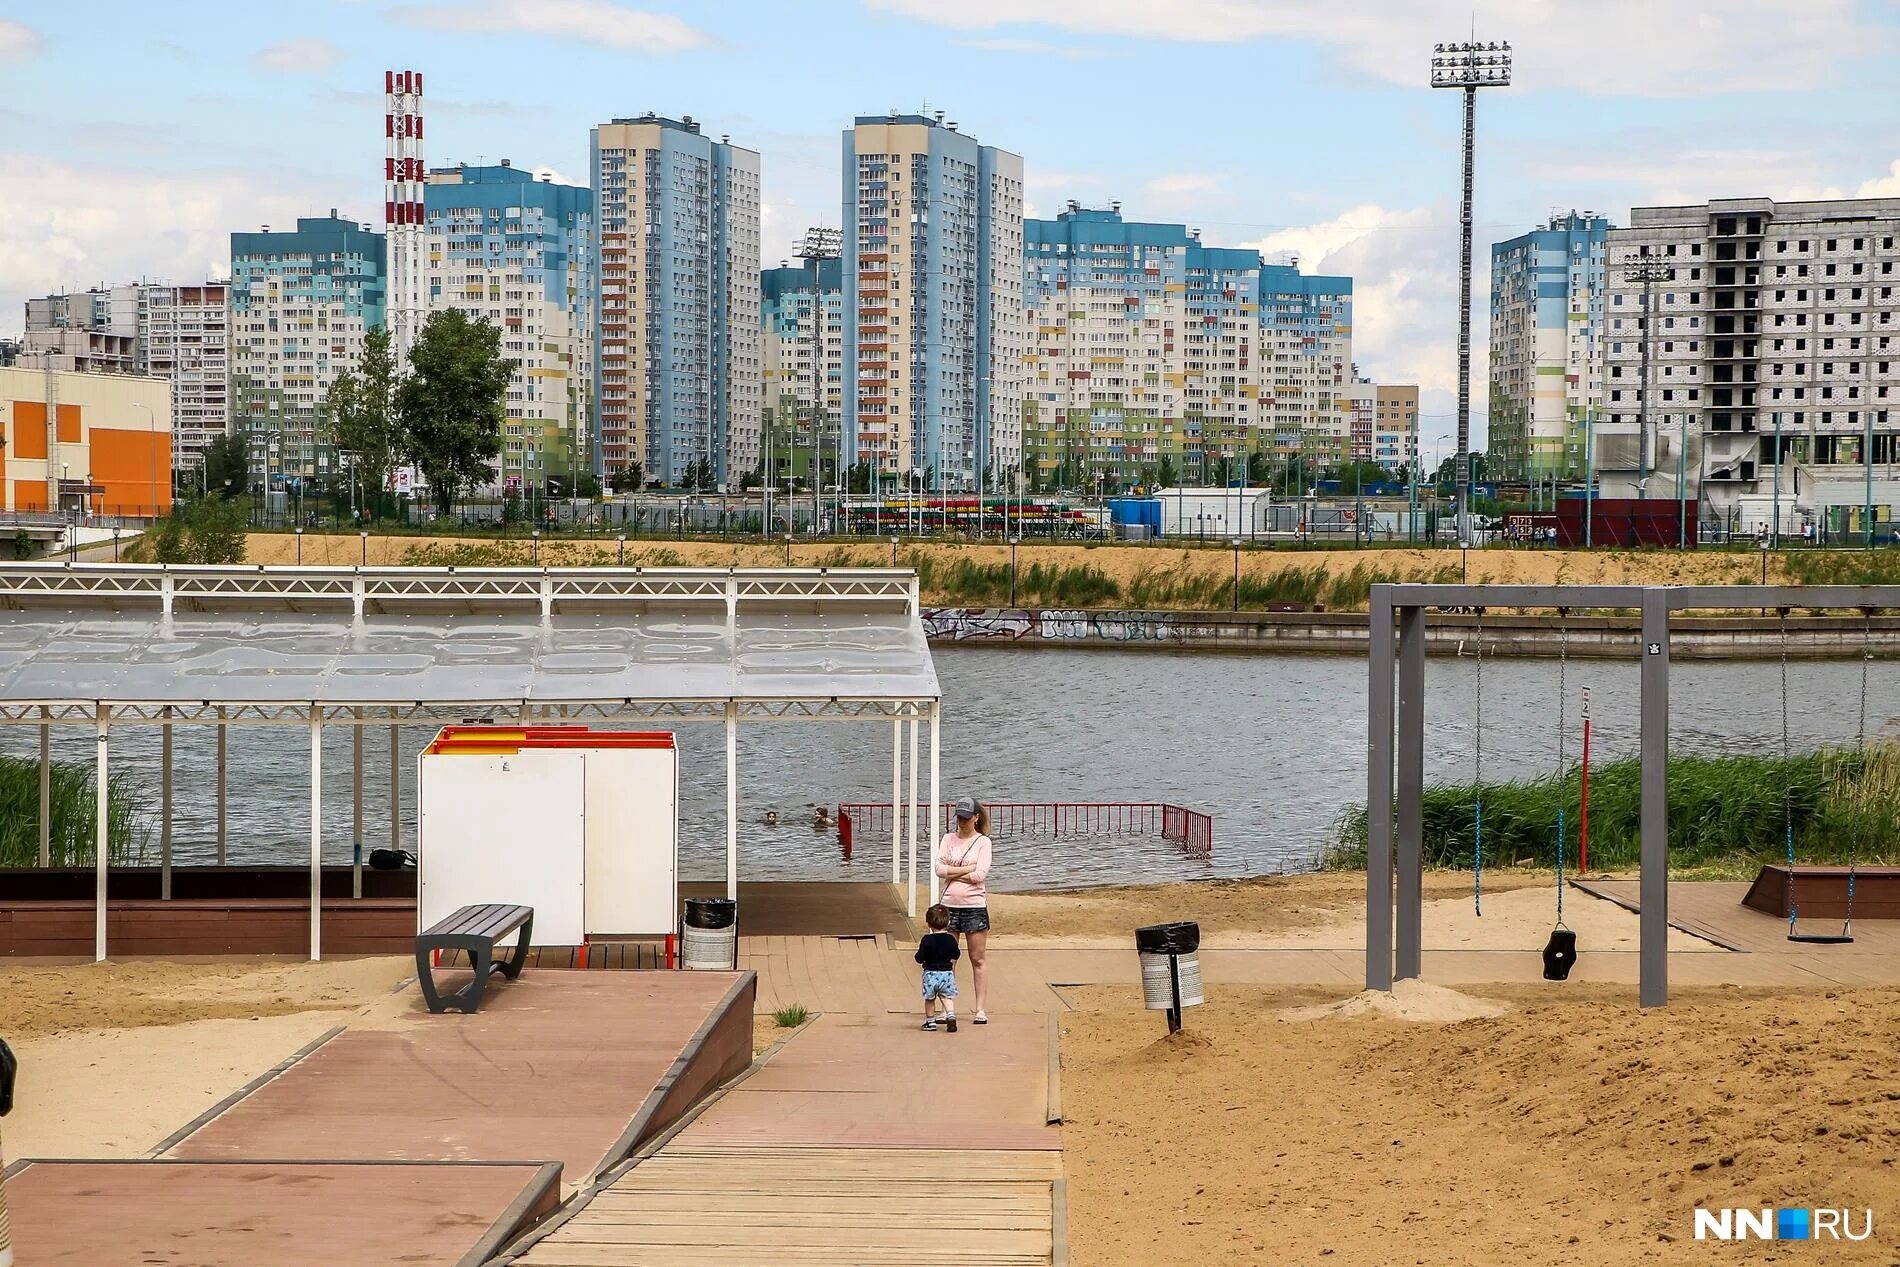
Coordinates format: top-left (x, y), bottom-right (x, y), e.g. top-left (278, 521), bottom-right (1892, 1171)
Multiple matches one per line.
top-left (5, 0), bottom-right (1900, 448)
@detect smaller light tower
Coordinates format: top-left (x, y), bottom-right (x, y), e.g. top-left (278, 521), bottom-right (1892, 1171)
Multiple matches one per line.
top-left (1622, 248), bottom-right (1671, 501)
top-left (1430, 38), bottom-right (1511, 546)
top-left (797, 226), bottom-right (843, 532)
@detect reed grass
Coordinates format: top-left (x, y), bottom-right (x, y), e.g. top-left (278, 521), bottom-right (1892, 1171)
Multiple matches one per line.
top-left (0, 755), bottom-right (152, 867)
top-left (1325, 741), bottom-right (1900, 873)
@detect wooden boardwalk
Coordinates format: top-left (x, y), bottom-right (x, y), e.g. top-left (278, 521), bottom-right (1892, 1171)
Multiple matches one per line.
top-left (511, 1013), bottom-right (1062, 1266)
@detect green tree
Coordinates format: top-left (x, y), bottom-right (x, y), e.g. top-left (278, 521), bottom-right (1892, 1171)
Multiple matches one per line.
top-left (200, 431), bottom-right (250, 499)
top-left (1245, 450), bottom-right (1270, 486)
top-left (1157, 454), bottom-right (1178, 488)
top-left (326, 326), bottom-right (404, 518)
top-left (609, 461), bottom-right (644, 494)
top-left (574, 471), bottom-right (603, 500)
top-left (149, 496), bottom-right (248, 565)
top-left (399, 310), bottom-right (515, 517)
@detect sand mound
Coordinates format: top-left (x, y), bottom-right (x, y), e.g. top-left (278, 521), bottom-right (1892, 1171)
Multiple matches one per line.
top-left (1278, 978), bottom-right (1507, 1023)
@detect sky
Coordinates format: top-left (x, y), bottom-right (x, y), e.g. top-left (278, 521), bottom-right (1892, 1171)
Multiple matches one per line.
top-left (5, 0), bottom-right (1900, 451)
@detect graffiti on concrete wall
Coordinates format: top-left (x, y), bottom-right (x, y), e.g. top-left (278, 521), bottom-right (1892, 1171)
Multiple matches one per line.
top-left (921, 608), bottom-right (1036, 641)
top-left (924, 608), bottom-right (1222, 644)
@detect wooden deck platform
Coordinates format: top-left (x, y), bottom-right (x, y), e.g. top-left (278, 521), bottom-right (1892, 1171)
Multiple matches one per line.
top-left (514, 1013), bottom-right (1061, 1266)
top-left (4, 1159), bottom-right (560, 1267)
top-left (168, 971), bottom-right (756, 1187)
top-left (1741, 864), bottom-right (1900, 920)
top-left (1572, 879), bottom-right (1900, 956)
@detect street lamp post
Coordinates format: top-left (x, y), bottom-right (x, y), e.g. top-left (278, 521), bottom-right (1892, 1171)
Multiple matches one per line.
top-left (1231, 537), bottom-right (1242, 612)
top-left (1430, 38), bottom-right (1512, 549)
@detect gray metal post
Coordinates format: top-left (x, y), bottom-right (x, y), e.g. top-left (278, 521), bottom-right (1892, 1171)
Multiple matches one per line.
top-left (95, 708), bottom-right (110, 962)
top-left (1396, 604), bottom-right (1427, 980)
top-left (390, 723), bottom-right (401, 854)
top-left (216, 715), bottom-right (227, 864)
top-left (160, 710), bottom-right (173, 900)
top-left (1453, 83), bottom-right (1476, 547)
top-left (38, 713), bottom-right (50, 868)
top-left (352, 712), bottom-right (364, 899)
top-left (1639, 588), bottom-right (1670, 1008)
top-left (1364, 588), bottom-right (1395, 991)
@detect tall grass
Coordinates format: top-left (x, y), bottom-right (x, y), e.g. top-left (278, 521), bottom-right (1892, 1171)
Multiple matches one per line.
top-left (1782, 551), bottom-right (1900, 586)
top-left (0, 755), bottom-right (152, 868)
top-left (1326, 742), bottom-right (1900, 873)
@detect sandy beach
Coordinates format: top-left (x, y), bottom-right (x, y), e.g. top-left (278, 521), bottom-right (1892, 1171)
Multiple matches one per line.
top-left (1059, 981), bottom-right (1900, 1265)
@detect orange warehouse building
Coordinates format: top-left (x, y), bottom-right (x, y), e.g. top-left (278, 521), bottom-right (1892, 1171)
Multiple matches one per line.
top-left (0, 367), bottom-right (173, 519)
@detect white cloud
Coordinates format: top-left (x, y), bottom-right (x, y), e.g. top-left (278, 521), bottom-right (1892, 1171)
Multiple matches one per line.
top-left (1243, 203), bottom-right (1478, 444)
top-left (953, 37), bottom-right (1101, 58)
top-left (864, 0), bottom-right (1882, 96)
top-left (1855, 161), bottom-right (1900, 199)
top-left (531, 164), bottom-right (578, 187)
top-left (0, 154), bottom-right (335, 338)
top-left (392, 0), bottom-right (712, 53)
top-left (252, 37), bottom-right (344, 74)
top-left (0, 18), bottom-right (43, 63)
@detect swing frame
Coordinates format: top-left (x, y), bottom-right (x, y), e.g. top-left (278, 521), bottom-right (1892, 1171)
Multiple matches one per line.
top-left (1366, 583), bottom-right (1897, 1009)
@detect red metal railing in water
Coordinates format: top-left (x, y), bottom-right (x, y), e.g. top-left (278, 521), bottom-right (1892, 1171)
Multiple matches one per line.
top-left (835, 801), bottom-right (1212, 863)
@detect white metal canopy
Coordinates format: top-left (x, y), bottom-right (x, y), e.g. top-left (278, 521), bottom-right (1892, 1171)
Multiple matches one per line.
top-left (0, 564), bottom-right (944, 962)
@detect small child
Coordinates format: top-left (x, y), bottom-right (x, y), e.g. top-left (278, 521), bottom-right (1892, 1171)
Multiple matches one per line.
top-left (914, 904), bottom-right (962, 1032)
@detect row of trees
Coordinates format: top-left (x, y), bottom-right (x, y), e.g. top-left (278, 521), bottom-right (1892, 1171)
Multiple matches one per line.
top-left (326, 311), bottom-right (516, 518)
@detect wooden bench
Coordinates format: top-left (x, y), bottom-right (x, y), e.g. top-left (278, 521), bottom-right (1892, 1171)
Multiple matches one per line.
top-left (414, 903), bottom-right (534, 1014)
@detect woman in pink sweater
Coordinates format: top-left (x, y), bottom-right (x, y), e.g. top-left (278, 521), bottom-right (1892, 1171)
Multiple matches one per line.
top-left (935, 797), bottom-right (993, 1023)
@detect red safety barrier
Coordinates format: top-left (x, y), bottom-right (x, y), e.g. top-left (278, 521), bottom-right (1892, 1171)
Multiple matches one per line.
top-left (834, 801), bottom-right (1213, 862)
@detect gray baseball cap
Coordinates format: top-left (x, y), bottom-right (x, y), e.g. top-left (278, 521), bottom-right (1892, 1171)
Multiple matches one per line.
top-left (953, 797), bottom-right (979, 820)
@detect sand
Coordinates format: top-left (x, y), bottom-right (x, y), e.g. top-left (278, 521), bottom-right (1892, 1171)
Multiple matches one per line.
top-left (987, 871), bottom-right (1597, 948)
top-left (240, 533), bottom-right (1778, 607)
top-left (1062, 983), bottom-right (1900, 1266)
top-left (0, 957), bottom-right (410, 1159)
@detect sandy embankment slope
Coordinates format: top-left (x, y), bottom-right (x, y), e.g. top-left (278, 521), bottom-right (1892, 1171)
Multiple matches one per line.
top-left (0, 957), bottom-right (411, 1158)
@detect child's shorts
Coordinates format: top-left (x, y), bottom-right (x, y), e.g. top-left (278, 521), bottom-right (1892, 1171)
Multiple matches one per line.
top-left (921, 970), bottom-right (958, 1001)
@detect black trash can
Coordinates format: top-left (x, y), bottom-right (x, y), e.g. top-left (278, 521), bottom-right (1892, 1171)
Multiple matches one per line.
top-left (1135, 920), bottom-right (1204, 1029)
top-left (682, 897), bottom-right (738, 971)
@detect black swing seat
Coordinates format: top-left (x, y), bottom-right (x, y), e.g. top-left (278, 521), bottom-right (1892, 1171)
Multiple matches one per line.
top-left (1788, 928), bottom-right (1855, 945)
top-left (1542, 927), bottom-right (1577, 980)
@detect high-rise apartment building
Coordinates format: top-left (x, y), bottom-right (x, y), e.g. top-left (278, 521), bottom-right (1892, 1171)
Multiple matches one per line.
top-left (1602, 197), bottom-right (1900, 527)
top-left (229, 213), bottom-right (386, 487)
top-left (1023, 205), bottom-right (1259, 489)
top-left (591, 114), bottom-right (761, 486)
top-left (1021, 205), bottom-right (1353, 489)
top-left (1346, 377), bottom-right (1377, 464)
top-left (24, 282), bottom-right (229, 466)
top-left (760, 256), bottom-right (844, 486)
top-left (140, 283), bottom-right (230, 467)
top-left (842, 112), bottom-right (1024, 492)
top-left (1258, 264), bottom-right (1353, 465)
top-left (425, 162), bottom-right (596, 492)
top-left (1373, 384), bottom-right (1419, 473)
top-left (1489, 211), bottom-right (1611, 479)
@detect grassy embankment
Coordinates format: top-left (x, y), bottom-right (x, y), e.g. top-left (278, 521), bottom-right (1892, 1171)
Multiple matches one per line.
top-left (1326, 741), bottom-right (1900, 879)
top-left (0, 755), bottom-right (151, 867)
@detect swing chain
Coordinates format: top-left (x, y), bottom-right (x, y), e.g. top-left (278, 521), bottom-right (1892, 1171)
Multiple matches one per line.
top-left (1780, 608), bottom-right (1797, 930)
top-left (1555, 608), bottom-right (1568, 927)
top-left (1473, 608), bottom-right (1485, 917)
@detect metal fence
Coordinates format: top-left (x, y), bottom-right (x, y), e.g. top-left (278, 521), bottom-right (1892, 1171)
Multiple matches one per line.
top-left (835, 801), bottom-right (1213, 863)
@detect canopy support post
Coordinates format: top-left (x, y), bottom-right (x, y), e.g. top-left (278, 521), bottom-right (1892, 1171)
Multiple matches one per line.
top-left (389, 722), bottom-right (401, 855)
top-left (890, 719), bottom-right (902, 887)
top-left (95, 707), bottom-right (110, 962)
top-left (1640, 588), bottom-right (1670, 1008)
top-left (725, 702), bottom-right (739, 902)
top-left (161, 707), bottom-right (173, 900)
top-left (928, 703), bottom-right (942, 908)
top-left (38, 709), bottom-right (50, 869)
top-left (905, 715), bottom-right (919, 918)
top-left (352, 710), bottom-right (363, 899)
top-left (216, 712), bottom-right (227, 864)
top-left (310, 705), bottom-right (323, 962)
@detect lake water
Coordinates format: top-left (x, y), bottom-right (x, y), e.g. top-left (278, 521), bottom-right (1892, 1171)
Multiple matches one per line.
top-left (6, 647), bottom-right (1896, 890)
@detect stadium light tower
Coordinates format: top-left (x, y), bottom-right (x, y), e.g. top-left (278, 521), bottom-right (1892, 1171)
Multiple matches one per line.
top-left (1431, 39), bottom-right (1511, 547)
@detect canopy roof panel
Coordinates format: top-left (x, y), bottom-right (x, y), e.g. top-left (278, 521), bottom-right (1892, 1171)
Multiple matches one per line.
top-left (0, 608), bottom-right (937, 712)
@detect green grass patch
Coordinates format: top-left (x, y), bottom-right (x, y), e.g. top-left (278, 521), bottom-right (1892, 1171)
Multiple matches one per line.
top-left (772, 1003), bottom-right (810, 1028)
top-left (1325, 742), bottom-right (1900, 874)
top-left (0, 755), bottom-right (152, 868)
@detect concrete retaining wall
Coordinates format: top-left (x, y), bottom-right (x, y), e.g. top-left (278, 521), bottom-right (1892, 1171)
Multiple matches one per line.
top-left (921, 607), bottom-right (1900, 659)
